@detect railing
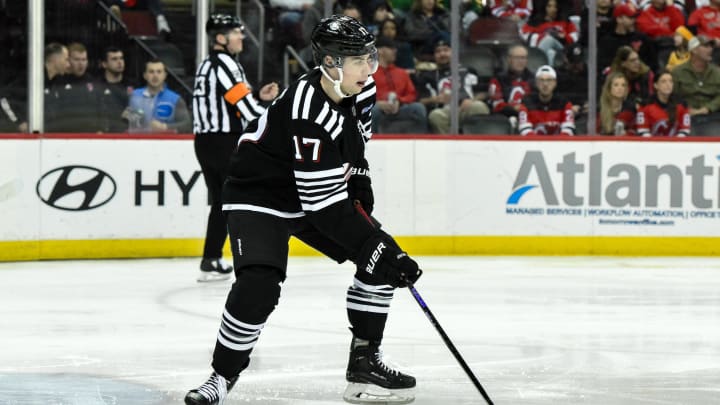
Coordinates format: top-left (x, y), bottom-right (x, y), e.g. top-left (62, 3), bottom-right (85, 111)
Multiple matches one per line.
top-left (236, 0), bottom-right (265, 84)
top-left (283, 45), bottom-right (310, 88)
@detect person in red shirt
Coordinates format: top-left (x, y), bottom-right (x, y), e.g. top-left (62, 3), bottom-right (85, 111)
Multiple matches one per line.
top-left (637, 70), bottom-right (691, 137)
top-left (520, 0), bottom-right (579, 65)
top-left (688, 0), bottom-right (720, 42)
top-left (636, 0), bottom-right (685, 40)
top-left (518, 65), bottom-right (575, 135)
top-left (371, 37), bottom-right (427, 133)
top-left (490, 0), bottom-right (533, 22)
top-left (598, 71), bottom-right (637, 135)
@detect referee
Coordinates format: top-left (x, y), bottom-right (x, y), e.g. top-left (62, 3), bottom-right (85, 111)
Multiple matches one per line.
top-left (193, 14), bottom-right (279, 282)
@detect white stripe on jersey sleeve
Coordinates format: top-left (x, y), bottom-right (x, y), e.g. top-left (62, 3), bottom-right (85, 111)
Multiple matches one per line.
top-left (302, 86), bottom-right (314, 120)
top-left (356, 85), bottom-right (375, 102)
top-left (292, 80), bottom-right (307, 120)
top-left (208, 68), bottom-right (220, 132)
top-left (323, 109), bottom-right (339, 134)
top-left (294, 167), bottom-right (348, 211)
top-left (330, 115), bottom-right (345, 140)
top-left (217, 68), bottom-right (235, 91)
top-left (294, 166), bottom-right (345, 179)
top-left (299, 191), bottom-right (348, 211)
top-left (217, 53), bottom-right (245, 81)
top-left (315, 102), bottom-right (330, 126)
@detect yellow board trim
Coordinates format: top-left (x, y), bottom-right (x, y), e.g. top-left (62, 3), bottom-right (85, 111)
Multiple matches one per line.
top-left (2, 236), bottom-right (720, 261)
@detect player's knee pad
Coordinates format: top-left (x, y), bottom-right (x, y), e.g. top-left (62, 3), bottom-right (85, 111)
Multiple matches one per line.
top-left (226, 265), bottom-right (284, 324)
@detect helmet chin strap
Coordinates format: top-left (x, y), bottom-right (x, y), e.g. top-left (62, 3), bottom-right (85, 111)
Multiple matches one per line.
top-left (320, 64), bottom-right (352, 99)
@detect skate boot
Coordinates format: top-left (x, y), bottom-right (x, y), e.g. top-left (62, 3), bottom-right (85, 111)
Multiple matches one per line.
top-left (344, 337), bottom-right (416, 404)
top-left (184, 371), bottom-right (238, 405)
top-left (197, 258), bottom-right (233, 282)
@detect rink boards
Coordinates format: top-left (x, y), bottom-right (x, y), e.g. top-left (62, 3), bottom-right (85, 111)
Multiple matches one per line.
top-left (2, 133), bottom-right (720, 260)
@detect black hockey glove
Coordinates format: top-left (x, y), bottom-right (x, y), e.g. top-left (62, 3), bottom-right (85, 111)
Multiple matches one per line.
top-left (357, 233), bottom-right (422, 288)
top-left (347, 167), bottom-right (374, 215)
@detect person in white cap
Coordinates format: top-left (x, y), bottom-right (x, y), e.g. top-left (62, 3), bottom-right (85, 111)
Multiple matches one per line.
top-left (517, 65), bottom-right (575, 136)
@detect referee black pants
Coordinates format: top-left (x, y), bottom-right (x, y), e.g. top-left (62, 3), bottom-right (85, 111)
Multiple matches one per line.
top-left (194, 133), bottom-right (240, 259)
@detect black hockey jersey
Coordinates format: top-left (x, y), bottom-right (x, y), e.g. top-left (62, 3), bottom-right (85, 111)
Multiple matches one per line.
top-left (222, 68), bottom-right (377, 250)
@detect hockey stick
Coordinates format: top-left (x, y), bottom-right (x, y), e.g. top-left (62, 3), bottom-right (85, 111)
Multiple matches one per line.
top-left (353, 201), bottom-right (495, 405)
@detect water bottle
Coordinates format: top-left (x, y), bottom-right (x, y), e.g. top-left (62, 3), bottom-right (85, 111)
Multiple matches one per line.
top-left (614, 120), bottom-right (625, 136)
top-left (387, 91), bottom-right (397, 104)
top-left (128, 108), bottom-right (144, 132)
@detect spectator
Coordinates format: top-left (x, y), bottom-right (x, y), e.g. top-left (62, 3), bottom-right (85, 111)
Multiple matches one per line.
top-left (65, 42), bottom-right (98, 132)
top-left (44, 42), bottom-right (71, 132)
top-left (270, 0), bottom-right (314, 46)
top-left (672, 35), bottom-right (720, 123)
top-left (597, 3), bottom-right (659, 72)
top-left (341, 3), bottom-right (362, 21)
top-left (688, 0), bottom-right (720, 42)
top-left (579, 0), bottom-right (616, 46)
top-left (126, 59), bottom-right (190, 133)
top-left (416, 35), bottom-right (489, 133)
top-left (605, 45), bottom-right (655, 106)
top-left (488, 44), bottom-right (534, 119)
top-left (666, 25), bottom-right (693, 71)
top-left (598, 71), bottom-right (637, 135)
top-left (104, 0), bottom-right (172, 35)
top-left (372, 37), bottom-right (427, 133)
top-left (97, 47), bottom-right (134, 133)
top-left (0, 83), bottom-right (27, 132)
top-left (555, 43), bottom-right (589, 113)
top-left (639, 0), bottom-right (688, 16)
top-left (365, 1), bottom-right (394, 36)
top-left (518, 65), bottom-right (575, 136)
top-left (377, 19), bottom-right (415, 70)
top-left (520, 0), bottom-right (579, 65)
top-left (636, 0), bottom-right (685, 40)
top-left (403, 0), bottom-right (450, 58)
top-left (490, 0), bottom-right (533, 22)
top-left (637, 70), bottom-right (690, 136)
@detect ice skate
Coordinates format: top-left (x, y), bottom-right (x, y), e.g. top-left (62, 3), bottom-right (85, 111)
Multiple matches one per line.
top-left (197, 258), bottom-right (233, 282)
top-left (343, 337), bottom-right (416, 404)
top-left (185, 371), bottom-right (237, 405)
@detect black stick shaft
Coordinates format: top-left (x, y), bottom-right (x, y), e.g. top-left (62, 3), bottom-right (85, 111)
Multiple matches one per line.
top-left (407, 283), bottom-right (494, 405)
top-left (353, 201), bottom-right (494, 404)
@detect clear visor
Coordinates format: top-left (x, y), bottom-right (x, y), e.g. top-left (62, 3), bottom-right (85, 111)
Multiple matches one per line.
top-left (336, 49), bottom-right (379, 75)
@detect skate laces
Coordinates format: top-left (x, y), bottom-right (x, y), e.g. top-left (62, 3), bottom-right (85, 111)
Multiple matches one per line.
top-left (196, 372), bottom-right (227, 401)
top-left (218, 258), bottom-right (232, 271)
top-left (374, 349), bottom-right (400, 376)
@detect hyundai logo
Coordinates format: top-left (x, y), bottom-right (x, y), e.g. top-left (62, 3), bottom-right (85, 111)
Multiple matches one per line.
top-left (36, 166), bottom-right (117, 211)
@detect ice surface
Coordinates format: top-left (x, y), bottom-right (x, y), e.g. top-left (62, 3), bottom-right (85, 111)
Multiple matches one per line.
top-left (0, 256), bottom-right (719, 404)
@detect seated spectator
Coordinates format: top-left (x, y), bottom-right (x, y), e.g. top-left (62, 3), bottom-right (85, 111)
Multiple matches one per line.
top-left (490, 0), bottom-right (533, 22)
top-left (342, 3), bottom-right (363, 21)
top-left (365, 1), bottom-right (394, 36)
top-left (520, 0), bottom-right (578, 65)
top-left (688, 0), bottom-right (720, 43)
top-left (126, 59), bottom-right (190, 133)
top-left (415, 35), bottom-right (489, 133)
top-left (269, 0), bottom-right (314, 46)
top-left (403, 0), bottom-right (450, 59)
top-left (103, 0), bottom-right (172, 35)
top-left (598, 71), bottom-right (637, 135)
top-left (579, 0), bottom-right (615, 47)
top-left (372, 37), bottom-right (427, 133)
top-left (667, 25), bottom-right (693, 70)
top-left (672, 35), bottom-right (720, 124)
top-left (0, 82), bottom-right (27, 132)
top-left (637, 70), bottom-right (690, 136)
top-left (65, 42), bottom-right (99, 132)
top-left (598, 4), bottom-right (659, 72)
top-left (97, 46), bottom-right (135, 133)
top-left (639, 0), bottom-right (688, 16)
top-left (604, 45), bottom-right (655, 106)
top-left (518, 65), bottom-right (575, 135)
top-left (488, 44), bottom-right (534, 119)
top-left (377, 18), bottom-right (415, 70)
top-left (636, 0), bottom-right (684, 41)
top-left (555, 43), bottom-right (590, 113)
top-left (44, 42), bottom-right (71, 132)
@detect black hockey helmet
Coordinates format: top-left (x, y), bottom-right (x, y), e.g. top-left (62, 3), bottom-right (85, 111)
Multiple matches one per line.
top-left (206, 13), bottom-right (243, 35)
top-left (311, 15), bottom-right (376, 67)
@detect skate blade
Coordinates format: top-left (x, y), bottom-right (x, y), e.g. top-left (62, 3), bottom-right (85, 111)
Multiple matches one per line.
top-left (343, 382), bottom-right (415, 404)
top-left (196, 271), bottom-right (232, 283)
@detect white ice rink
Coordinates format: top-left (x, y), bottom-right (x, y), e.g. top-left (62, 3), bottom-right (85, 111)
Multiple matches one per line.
top-left (1, 256), bottom-right (719, 405)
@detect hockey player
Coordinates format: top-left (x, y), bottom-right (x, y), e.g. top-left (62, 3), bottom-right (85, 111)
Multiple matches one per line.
top-left (184, 15), bottom-right (423, 405)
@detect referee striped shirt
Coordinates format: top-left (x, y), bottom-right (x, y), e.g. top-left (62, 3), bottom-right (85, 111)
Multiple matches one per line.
top-left (192, 50), bottom-right (266, 134)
